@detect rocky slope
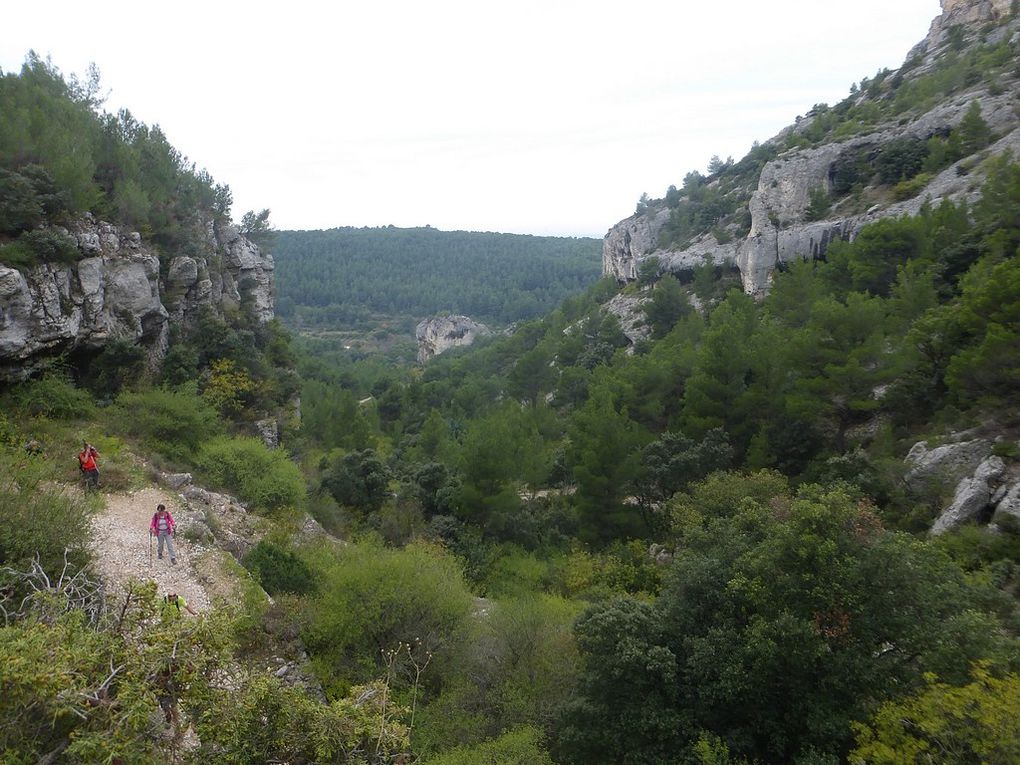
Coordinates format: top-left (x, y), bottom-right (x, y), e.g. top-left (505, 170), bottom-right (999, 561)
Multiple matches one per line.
top-left (603, 0), bottom-right (1020, 296)
top-left (0, 216), bottom-right (273, 380)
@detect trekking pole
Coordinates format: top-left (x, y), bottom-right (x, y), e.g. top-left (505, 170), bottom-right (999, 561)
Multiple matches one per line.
top-left (149, 531), bottom-right (153, 568)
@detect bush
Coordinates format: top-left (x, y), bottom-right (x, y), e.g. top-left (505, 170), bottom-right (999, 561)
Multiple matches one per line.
top-left (892, 172), bottom-right (932, 201)
top-left (301, 540), bottom-right (473, 696)
top-left (425, 727), bottom-right (554, 765)
top-left (0, 453), bottom-right (93, 575)
top-left (19, 228), bottom-right (79, 265)
top-left (242, 541), bottom-right (315, 595)
top-left (12, 374), bottom-right (95, 419)
top-left (113, 385), bottom-right (221, 461)
top-left (196, 436), bottom-right (305, 515)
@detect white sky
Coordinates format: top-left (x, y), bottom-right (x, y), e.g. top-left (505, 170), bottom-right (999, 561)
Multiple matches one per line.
top-left (2, 0), bottom-right (941, 237)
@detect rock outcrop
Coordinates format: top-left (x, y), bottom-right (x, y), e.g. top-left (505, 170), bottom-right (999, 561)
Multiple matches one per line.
top-left (602, 0), bottom-right (1020, 297)
top-left (903, 434), bottom-right (1020, 535)
top-left (0, 216), bottom-right (273, 380)
top-left (930, 455), bottom-right (1006, 534)
top-left (415, 314), bottom-right (491, 364)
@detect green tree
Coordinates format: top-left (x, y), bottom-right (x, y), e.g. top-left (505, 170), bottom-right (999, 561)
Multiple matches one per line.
top-left (557, 485), bottom-right (1015, 764)
top-left (681, 291), bottom-right (759, 451)
top-left (567, 388), bottom-right (650, 543)
top-left (321, 449), bottom-right (391, 513)
top-left (643, 275), bottom-right (691, 338)
top-left (850, 664), bottom-right (1020, 765)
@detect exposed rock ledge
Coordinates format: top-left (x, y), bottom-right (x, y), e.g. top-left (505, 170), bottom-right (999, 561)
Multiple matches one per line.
top-left (0, 216), bottom-right (273, 380)
top-left (904, 435), bottom-right (1020, 535)
top-left (602, 0), bottom-right (1020, 297)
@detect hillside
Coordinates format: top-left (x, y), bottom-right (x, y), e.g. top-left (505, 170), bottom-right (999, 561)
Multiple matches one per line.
top-left (603, 0), bottom-right (1019, 297)
top-left (272, 226), bottom-right (602, 332)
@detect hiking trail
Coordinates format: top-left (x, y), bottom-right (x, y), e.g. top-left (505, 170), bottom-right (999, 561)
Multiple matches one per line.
top-left (90, 486), bottom-right (213, 612)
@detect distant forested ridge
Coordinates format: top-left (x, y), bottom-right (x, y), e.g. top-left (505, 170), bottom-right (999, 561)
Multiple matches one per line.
top-left (272, 226), bottom-right (602, 328)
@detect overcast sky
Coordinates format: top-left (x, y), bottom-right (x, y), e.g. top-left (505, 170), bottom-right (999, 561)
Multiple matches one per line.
top-left (3, 0), bottom-right (941, 237)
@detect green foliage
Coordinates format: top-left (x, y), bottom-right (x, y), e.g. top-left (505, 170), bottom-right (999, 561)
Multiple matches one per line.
top-left (196, 436), bottom-right (306, 515)
top-left (0, 580), bottom-right (234, 765)
top-left (302, 540), bottom-right (473, 696)
top-left (943, 252), bottom-right (1020, 407)
top-left (321, 449), bottom-right (391, 513)
top-left (242, 540), bottom-right (316, 595)
top-left (82, 337), bottom-right (147, 396)
top-left (424, 727), bottom-right (554, 765)
top-left (557, 485), bottom-right (1015, 764)
top-left (850, 664), bottom-right (1020, 764)
top-left (825, 216), bottom-right (928, 296)
top-left (804, 185), bottom-right (832, 221)
top-left (0, 53), bottom-right (231, 261)
top-left (239, 208), bottom-right (274, 248)
top-left (876, 137), bottom-right (930, 185)
top-left (273, 226), bottom-right (602, 329)
top-left (191, 676), bottom-right (409, 764)
top-left (201, 358), bottom-right (257, 416)
top-left (643, 275), bottom-right (692, 338)
top-left (658, 170), bottom-right (746, 249)
top-left (418, 595), bottom-right (581, 755)
top-left (10, 372), bottom-right (95, 419)
top-left (113, 385), bottom-right (222, 461)
top-left (0, 452), bottom-right (93, 575)
top-left (567, 388), bottom-right (650, 542)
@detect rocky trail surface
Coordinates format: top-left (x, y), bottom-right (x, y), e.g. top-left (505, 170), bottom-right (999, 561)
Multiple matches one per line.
top-left (90, 486), bottom-right (213, 612)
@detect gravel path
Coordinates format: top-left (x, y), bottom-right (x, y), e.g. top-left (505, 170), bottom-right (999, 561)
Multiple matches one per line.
top-left (90, 487), bottom-right (212, 613)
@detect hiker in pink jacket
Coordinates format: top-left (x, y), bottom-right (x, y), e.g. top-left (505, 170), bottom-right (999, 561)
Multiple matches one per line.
top-left (149, 503), bottom-right (177, 565)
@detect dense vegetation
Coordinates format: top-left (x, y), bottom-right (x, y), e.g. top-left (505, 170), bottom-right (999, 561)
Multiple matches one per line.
top-left (0, 54), bottom-right (235, 269)
top-left (273, 226), bottom-right (602, 330)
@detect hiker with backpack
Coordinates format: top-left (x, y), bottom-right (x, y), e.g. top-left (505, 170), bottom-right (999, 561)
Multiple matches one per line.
top-left (77, 440), bottom-right (100, 491)
top-left (162, 592), bottom-right (196, 619)
top-left (149, 503), bottom-right (178, 565)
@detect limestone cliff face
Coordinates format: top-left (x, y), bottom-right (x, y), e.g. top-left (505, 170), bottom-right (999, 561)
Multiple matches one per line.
top-left (415, 315), bottom-right (491, 364)
top-left (603, 0), bottom-right (1020, 296)
top-left (0, 216), bottom-right (273, 380)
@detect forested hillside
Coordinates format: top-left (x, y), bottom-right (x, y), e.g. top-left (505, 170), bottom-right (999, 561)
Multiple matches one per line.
top-left (0, 53), bottom-right (233, 267)
top-left (273, 226), bottom-right (601, 330)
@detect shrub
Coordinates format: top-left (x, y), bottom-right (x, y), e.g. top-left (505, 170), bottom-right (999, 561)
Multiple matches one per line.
top-left (19, 228), bottom-right (79, 265)
top-left (12, 374), bottom-right (95, 419)
top-left (113, 385), bottom-right (221, 461)
top-left (196, 436), bottom-right (305, 515)
top-left (0, 454), bottom-right (92, 575)
top-left (301, 540), bottom-right (473, 696)
top-left (804, 186), bottom-right (831, 221)
top-left (426, 727), bottom-right (554, 765)
top-left (242, 540), bottom-right (315, 595)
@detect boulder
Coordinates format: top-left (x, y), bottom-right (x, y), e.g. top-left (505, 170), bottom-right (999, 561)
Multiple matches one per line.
top-left (930, 456), bottom-right (1006, 534)
top-left (415, 315), bottom-right (490, 364)
top-left (904, 438), bottom-right (992, 491)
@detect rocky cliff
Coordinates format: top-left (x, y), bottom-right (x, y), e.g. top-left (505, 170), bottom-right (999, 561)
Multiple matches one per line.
top-left (603, 0), bottom-right (1020, 296)
top-left (0, 216), bottom-right (273, 380)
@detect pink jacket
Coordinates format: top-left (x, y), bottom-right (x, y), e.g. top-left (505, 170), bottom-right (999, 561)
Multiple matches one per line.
top-left (150, 510), bottom-right (176, 535)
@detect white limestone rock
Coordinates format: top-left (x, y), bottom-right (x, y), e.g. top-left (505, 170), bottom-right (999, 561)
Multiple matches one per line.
top-left (930, 456), bottom-right (1006, 535)
top-left (904, 438), bottom-right (992, 491)
top-left (0, 217), bottom-right (274, 380)
top-left (416, 315), bottom-right (491, 364)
